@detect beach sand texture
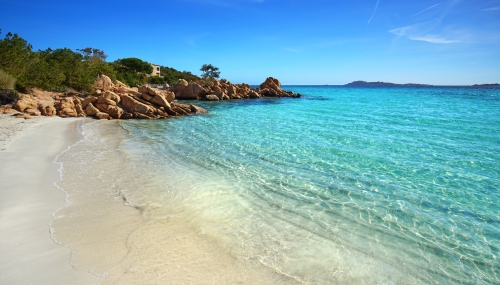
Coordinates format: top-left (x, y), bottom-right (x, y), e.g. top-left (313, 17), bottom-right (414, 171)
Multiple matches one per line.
top-left (0, 116), bottom-right (99, 284)
top-left (0, 116), bottom-right (295, 284)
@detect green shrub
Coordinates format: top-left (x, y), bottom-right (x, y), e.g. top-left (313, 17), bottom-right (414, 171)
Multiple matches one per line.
top-left (0, 69), bottom-right (16, 89)
top-left (148, 76), bottom-right (165, 84)
top-left (0, 89), bottom-right (19, 105)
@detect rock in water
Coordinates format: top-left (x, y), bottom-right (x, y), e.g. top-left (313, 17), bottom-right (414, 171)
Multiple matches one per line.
top-left (190, 105), bottom-right (208, 114)
top-left (205, 94), bottom-right (219, 101)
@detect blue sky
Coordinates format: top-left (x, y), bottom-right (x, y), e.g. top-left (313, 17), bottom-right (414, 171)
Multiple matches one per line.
top-left (1, 0), bottom-right (499, 85)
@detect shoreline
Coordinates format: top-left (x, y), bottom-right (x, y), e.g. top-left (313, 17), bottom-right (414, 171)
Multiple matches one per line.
top-left (0, 116), bottom-right (100, 284)
top-left (0, 116), bottom-right (294, 284)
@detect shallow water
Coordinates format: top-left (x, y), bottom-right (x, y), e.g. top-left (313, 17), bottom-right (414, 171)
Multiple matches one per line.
top-left (53, 86), bottom-right (500, 284)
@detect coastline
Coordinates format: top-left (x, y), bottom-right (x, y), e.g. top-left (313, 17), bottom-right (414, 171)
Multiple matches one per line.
top-left (0, 115), bottom-right (298, 284)
top-left (0, 116), bottom-right (99, 284)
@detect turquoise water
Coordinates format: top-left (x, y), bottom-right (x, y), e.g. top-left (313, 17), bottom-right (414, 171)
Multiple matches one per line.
top-left (72, 86), bottom-right (500, 284)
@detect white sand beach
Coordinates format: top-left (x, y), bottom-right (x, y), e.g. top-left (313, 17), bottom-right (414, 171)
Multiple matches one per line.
top-left (0, 115), bottom-right (99, 284)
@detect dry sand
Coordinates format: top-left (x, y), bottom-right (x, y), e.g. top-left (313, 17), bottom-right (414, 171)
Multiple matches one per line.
top-left (0, 115), bottom-right (99, 284)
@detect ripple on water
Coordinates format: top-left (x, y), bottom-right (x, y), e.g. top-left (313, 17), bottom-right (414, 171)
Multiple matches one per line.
top-left (55, 86), bottom-right (500, 284)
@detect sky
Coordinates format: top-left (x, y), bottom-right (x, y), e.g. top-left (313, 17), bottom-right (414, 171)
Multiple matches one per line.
top-left (1, 0), bottom-right (500, 85)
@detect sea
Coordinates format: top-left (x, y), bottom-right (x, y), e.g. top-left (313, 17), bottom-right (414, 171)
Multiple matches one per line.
top-left (51, 86), bottom-right (500, 284)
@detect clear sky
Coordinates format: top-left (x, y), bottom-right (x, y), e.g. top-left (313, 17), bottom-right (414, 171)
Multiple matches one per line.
top-left (1, 0), bottom-right (499, 85)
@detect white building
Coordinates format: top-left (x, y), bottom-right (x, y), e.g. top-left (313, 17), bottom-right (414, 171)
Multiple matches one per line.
top-left (150, 63), bottom-right (161, 77)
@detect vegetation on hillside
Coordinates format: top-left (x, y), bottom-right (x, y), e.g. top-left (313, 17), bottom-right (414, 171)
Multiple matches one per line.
top-left (0, 29), bottom-right (201, 95)
top-left (160, 66), bottom-right (199, 85)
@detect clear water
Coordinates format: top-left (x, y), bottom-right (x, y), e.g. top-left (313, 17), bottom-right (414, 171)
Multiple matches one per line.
top-left (54, 86), bottom-right (500, 284)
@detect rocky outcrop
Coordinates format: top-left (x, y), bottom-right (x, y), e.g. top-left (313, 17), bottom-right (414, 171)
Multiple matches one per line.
top-left (168, 77), bottom-right (300, 102)
top-left (10, 75), bottom-right (299, 120)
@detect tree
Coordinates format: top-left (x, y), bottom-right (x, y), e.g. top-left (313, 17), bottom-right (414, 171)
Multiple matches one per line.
top-left (0, 31), bottom-right (36, 80)
top-left (117, 58), bottom-right (153, 74)
top-left (200, 64), bottom-right (220, 79)
top-left (77, 47), bottom-right (108, 61)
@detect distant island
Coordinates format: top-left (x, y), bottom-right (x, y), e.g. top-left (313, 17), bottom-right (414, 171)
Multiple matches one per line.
top-left (345, 81), bottom-right (500, 88)
top-left (472, 83), bottom-right (500, 88)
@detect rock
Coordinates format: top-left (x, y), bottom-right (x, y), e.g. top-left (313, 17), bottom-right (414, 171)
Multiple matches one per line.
top-left (56, 98), bottom-right (77, 117)
top-left (25, 108), bottom-right (41, 116)
top-left (163, 107), bottom-right (179, 116)
top-left (97, 96), bottom-right (117, 106)
top-left (259, 88), bottom-right (278, 97)
top-left (177, 79), bottom-right (188, 86)
top-left (107, 106), bottom-right (124, 119)
top-left (120, 95), bottom-right (154, 116)
top-left (248, 90), bottom-right (260, 98)
top-left (73, 96), bottom-right (82, 104)
top-left (226, 85), bottom-right (236, 96)
top-left (1, 106), bottom-right (18, 114)
top-left (114, 80), bottom-right (128, 88)
top-left (146, 86), bottom-right (159, 96)
top-left (159, 90), bottom-right (175, 103)
top-left (190, 105), bottom-right (207, 114)
top-left (141, 93), bottom-right (154, 102)
top-left (94, 75), bottom-right (114, 91)
top-left (205, 94), bottom-right (219, 101)
top-left (121, 112), bottom-right (134, 119)
top-left (38, 103), bottom-right (56, 116)
top-left (173, 83), bottom-right (206, 100)
top-left (151, 94), bottom-right (171, 109)
top-left (95, 103), bottom-right (109, 113)
top-left (81, 96), bottom-right (98, 108)
top-left (13, 113), bottom-right (31, 119)
top-left (172, 106), bottom-right (188, 115)
top-left (4, 108), bottom-right (18, 114)
top-left (95, 112), bottom-right (109, 120)
top-left (210, 86), bottom-right (224, 98)
top-left (85, 103), bottom-right (100, 116)
top-left (75, 103), bottom-right (86, 117)
top-left (138, 86), bottom-right (149, 94)
top-left (260, 77), bottom-right (281, 91)
top-left (114, 83), bottom-right (140, 95)
top-left (258, 88), bottom-right (268, 95)
top-left (173, 103), bottom-right (192, 113)
top-left (13, 95), bottom-right (37, 112)
top-left (191, 84), bottom-right (206, 97)
top-left (134, 113), bottom-right (153, 119)
top-left (102, 91), bottom-right (121, 104)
